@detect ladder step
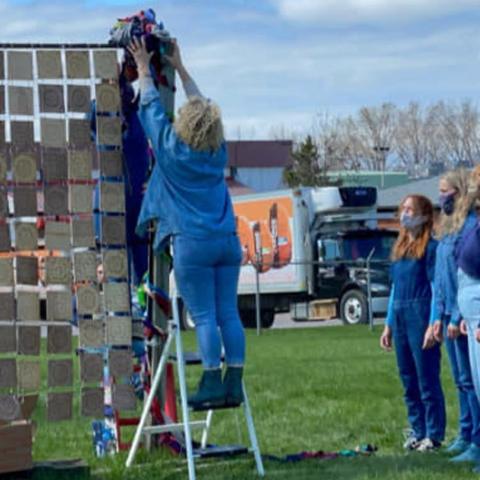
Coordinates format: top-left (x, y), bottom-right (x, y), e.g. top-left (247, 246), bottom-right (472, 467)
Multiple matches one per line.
top-left (193, 445), bottom-right (249, 458)
top-left (142, 421), bottom-right (207, 435)
top-left (169, 351), bottom-right (202, 365)
top-left (191, 402), bottom-right (242, 412)
top-left (169, 351), bottom-right (226, 365)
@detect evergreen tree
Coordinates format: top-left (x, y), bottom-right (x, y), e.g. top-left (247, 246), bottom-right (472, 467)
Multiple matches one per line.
top-left (283, 135), bottom-right (342, 188)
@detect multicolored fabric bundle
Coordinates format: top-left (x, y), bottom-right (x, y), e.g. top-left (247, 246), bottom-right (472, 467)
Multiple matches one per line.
top-left (109, 8), bottom-right (174, 91)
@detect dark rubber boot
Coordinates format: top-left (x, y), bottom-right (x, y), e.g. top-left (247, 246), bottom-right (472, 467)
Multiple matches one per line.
top-left (224, 366), bottom-right (244, 407)
top-left (188, 369), bottom-right (225, 410)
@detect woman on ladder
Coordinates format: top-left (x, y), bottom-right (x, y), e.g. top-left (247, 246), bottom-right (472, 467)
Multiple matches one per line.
top-left (129, 37), bottom-right (245, 410)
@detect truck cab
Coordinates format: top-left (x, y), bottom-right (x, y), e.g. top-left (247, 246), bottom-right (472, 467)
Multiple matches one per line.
top-left (314, 228), bottom-right (395, 324)
top-left (298, 186), bottom-right (395, 325)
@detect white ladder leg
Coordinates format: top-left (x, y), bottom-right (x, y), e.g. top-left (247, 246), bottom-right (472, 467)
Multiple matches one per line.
top-left (173, 295), bottom-right (196, 480)
top-left (126, 329), bottom-right (175, 468)
top-left (200, 410), bottom-right (214, 449)
top-left (242, 381), bottom-right (265, 477)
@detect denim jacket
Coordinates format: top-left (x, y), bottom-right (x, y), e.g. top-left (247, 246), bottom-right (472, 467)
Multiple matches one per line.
top-left (135, 83), bottom-right (236, 251)
top-left (434, 233), bottom-right (461, 326)
top-left (434, 211), bottom-right (478, 326)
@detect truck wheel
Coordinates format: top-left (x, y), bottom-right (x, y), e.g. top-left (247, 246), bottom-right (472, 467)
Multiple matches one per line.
top-left (260, 310), bottom-right (275, 329)
top-left (240, 309), bottom-right (275, 329)
top-left (340, 290), bottom-right (368, 325)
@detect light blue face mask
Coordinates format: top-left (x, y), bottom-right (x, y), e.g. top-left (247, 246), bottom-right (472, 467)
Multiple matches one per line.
top-left (400, 212), bottom-right (427, 230)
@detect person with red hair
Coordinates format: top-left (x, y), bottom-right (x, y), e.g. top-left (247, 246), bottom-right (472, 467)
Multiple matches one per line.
top-left (380, 194), bottom-right (446, 451)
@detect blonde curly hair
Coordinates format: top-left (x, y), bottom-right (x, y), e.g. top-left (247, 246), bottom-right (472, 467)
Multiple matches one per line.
top-left (174, 96), bottom-right (224, 152)
top-left (437, 168), bottom-right (470, 237)
top-left (463, 164), bottom-right (480, 210)
top-left (469, 164), bottom-right (480, 196)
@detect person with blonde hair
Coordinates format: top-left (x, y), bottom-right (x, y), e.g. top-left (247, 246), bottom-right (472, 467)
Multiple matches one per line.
top-left (129, 37), bottom-right (245, 410)
top-left (456, 166), bottom-right (480, 473)
top-left (380, 194), bottom-right (446, 451)
top-left (432, 169), bottom-right (480, 462)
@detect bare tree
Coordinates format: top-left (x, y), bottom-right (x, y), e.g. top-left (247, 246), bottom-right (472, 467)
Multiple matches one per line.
top-left (268, 123), bottom-right (292, 141)
top-left (340, 116), bottom-right (369, 170)
top-left (355, 103), bottom-right (398, 171)
top-left (393, 102), bottom-right (446, 176)
top-left (272, 99), bottom-right (480, 179)
top-left (312, 113), bottom-right (357, 170)
top-left (394, 102), bottom-right (423, 174)
top-left (423, 102), bottom-right (449, 174)
top-left (433, 100), bottom-right (480, 168)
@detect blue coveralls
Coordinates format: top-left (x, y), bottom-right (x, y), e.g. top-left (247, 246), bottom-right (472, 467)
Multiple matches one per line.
top-left (435, 215), bottom-right (480, 446)
top-left (386, 239), bottom-right (446, 442)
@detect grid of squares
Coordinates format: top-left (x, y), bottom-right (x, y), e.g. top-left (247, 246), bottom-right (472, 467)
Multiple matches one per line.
top-left (0, 47), bottom-right (136, 424)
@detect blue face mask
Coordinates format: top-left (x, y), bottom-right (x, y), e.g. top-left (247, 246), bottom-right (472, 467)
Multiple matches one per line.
top-left (400, 212), bottom-right (426, 230)
top-left (439, 192), bottom-right (455, 216)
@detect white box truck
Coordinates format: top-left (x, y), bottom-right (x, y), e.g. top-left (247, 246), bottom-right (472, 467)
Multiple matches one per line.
top-left (232, 186), bottom-right (396, 328)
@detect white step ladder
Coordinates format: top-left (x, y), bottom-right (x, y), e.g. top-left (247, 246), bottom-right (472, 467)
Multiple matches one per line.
top-left (125, 277), bottom-right (265, 480)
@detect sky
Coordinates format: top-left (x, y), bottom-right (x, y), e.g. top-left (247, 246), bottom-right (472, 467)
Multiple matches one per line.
top-left (2, 0), bottom-right (480, 139)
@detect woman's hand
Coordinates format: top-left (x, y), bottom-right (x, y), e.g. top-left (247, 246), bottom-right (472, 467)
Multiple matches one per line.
top-left (433, 320), bottom-right (443, 343)
top-left (460, 319), bottom-right (468, 336)
top-left (127, 36), bottom-right (153, 77)
top-left (380, 326), bottom-right (393, 351)
top-left (422, 325), bottom-right (436, 350)
top-left (164, 39), bottom-right (183, 71)
top-left (447, 323), bottom-right (460, 340)
top-left (476, 328), bottom-right (480, 343)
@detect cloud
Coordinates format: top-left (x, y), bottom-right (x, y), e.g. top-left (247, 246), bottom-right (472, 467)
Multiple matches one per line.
top-left (224, 111), bottom-right (318, 140)
top-left (184, 22), bottom-right (480, 138)
top-left (273, 0), bottom-right (480, 24)
top-left (0, 0), bottom-right (478, 139)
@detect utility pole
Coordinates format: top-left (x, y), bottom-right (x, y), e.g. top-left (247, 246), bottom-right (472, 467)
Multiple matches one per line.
top-left (373, 145), bottom-right (390, 188)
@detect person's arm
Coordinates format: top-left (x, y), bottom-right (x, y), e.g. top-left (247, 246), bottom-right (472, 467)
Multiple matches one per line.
top-left (128, 37), bottom-right (171, 154)
top-left (426, 240), bottom-right (438, 327)
top-left (433, 247), bottom-right (445, 324)
top-left (164, 39), bottom-right (204, 99)
top-left (450, 285), bottom-right (461, 327)
top-left (380, 284), bottom-right (394, 351)
top-left (385, 284), bottom-right (395, 328)
top-left (421, 240), bottom-right (439, 348)
top-left (429, 282), bottom-right (438, 326)
top-left (178, 65), bottom-right (204, 99)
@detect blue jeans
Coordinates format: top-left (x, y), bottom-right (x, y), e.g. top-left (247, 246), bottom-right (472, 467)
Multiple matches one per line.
top-left (173, 234), bottom-right (245, 369)
top-left (393, 300), bottom-right (446, 442)
top-left (444, 319), bottom-right (480, 445)
top-left (458, 268), bottom-right (480, 410)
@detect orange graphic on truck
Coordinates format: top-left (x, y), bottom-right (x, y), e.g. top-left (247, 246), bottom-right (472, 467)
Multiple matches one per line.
top-left (234, 196), bottom-right (293, 273)
top-left (236, 215), bottom-right (251, 266)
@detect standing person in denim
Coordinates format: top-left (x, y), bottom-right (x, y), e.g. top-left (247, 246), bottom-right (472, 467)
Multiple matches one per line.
top-left (432, 169), bottom-right (480, 462)
top-left (129, 37), bottom-right (246, 410)
top-left (380, 195), bottom-right (446, 452)
top-left (456, 165), bottom-right (480, 472)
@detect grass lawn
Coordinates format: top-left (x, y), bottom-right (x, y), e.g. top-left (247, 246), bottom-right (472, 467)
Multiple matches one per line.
top-left (29, 325), bottom-right (477, 479)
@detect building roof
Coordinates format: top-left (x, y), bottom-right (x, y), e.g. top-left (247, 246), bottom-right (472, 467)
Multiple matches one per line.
top-left (378, 175), bottom-right (441, 207)
top-left (328, 171), bottom-right (410, 190)
top-left (227, 140), bottom-right (292, 168)
top-left (226, 177), bottom-right (255, 196)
